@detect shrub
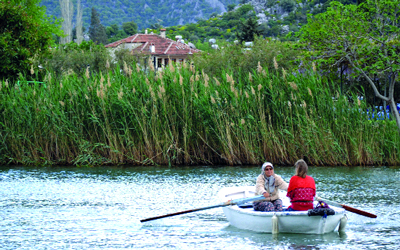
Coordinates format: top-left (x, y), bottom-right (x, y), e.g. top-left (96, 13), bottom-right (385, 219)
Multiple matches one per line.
top-left (39, 41), bottom-right (111, 80)
top-left (0, 1), bottom-right (62, 81)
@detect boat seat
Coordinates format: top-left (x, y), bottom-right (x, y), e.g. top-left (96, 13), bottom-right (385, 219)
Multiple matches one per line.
top-left (237, 202), bottom-right (254, 208)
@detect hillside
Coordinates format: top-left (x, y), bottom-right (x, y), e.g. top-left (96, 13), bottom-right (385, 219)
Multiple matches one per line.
top-left (40, 0), bottom-right (360, 44)
top-left (145, 0), bottom-right (360, 44)
top-left (40, 0), bottom-right (239, 30)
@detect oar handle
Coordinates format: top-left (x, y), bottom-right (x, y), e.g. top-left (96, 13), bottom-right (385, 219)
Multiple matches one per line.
top-left (229, 195), bottom-right (265, 205)
top-left (140, 204), bottom-right (224, 222)
top-left (140, 195), bottom-right (265, 223)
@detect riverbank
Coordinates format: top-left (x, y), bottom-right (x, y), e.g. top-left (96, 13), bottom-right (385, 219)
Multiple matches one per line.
top-left (1, 63), bottom-right (399, 166)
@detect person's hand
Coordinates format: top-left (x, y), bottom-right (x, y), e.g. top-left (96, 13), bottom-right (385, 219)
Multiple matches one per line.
top-left (263, 192), bottom-right (269, 198)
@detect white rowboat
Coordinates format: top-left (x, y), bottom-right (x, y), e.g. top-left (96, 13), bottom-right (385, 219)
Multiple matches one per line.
top-left (219, 186), bottom-right (348, 234)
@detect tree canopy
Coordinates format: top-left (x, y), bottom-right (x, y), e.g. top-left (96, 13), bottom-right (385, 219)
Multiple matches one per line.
top-left (89, 7), bottom-right (108, 45)
top-left (122, 21), bottom-right (138, 36)
top-left (298, 0), bottom-right (400, 135)
top-left (0, 0), bottom-right (62, 81)
top-left (236, 16), bottom-right (260, 43)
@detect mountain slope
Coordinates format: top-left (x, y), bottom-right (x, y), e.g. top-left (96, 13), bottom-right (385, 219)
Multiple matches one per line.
top-left (40, 0), bottom-right (239, 29)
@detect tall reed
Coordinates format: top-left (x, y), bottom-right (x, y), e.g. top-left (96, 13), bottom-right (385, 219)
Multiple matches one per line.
top-left (0, 61), bottom-right (398, 166)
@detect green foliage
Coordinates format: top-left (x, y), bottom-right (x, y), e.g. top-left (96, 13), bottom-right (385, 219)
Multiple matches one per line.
top-left (280, 0), bottom-right (296, 12)
top-left (236, 16), bottom-right (260, 42)
top-left (227, 4), bottom-right (236, 11)
top-left (105, 20), bottom-right (139, 43)
top-left (258, 0), bottom-right (360, 40)
top-left (106, 23), bottom-right (130, 43)
top-left (122, 21), bottom-right (138, 36)
top-left (152, 4), bottom-right (255, 44)
top-left (106, 24), bottom-right (119, 37)
top-left (115, 1), bottom-right (360, 43)
top-left (38, 0), bottom-right (364, 44)
top-left (114, 48), bottom-right (138, 68)
top-left (89, 7), bottom-right (108, 45)
top-left (191, 37), bottom-right (301, 82)
top-left (38, 40), bottom-right (111, 80)
top-left (298, 0), bottom-right (400, 95)
top-left (0, 0), bottom-right (62, 81)
top-left (297, 0), bottom-right (400, 134)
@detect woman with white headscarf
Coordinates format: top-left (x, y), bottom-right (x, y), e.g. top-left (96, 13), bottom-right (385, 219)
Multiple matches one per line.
top-left (254, 162), bottom-right (288, 212)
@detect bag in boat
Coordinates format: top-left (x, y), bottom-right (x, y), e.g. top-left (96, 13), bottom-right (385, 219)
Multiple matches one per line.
top-left (308, 201), bottom-right (335, 217)
top-left (315, 200), bottom-right (330, 209)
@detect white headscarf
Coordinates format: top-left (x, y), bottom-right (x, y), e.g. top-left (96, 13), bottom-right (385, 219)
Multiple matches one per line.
top-left (261, 162), bottom-right (275, 194)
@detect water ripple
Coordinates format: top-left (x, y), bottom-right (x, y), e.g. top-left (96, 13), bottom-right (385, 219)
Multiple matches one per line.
top-left (0, 165), bottom-right (399, 249)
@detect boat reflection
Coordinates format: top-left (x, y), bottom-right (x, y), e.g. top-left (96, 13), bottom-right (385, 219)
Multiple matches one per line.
top-left (222, 225), bottom-right (347, 248)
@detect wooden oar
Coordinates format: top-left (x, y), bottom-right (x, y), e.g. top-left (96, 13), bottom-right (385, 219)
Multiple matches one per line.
top-left (140, 195), bottom-right (264, 222)
top-left (316, 197), bottom-right (377, 218)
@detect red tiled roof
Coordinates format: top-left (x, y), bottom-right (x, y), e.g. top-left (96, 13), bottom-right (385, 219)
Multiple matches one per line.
top-left (105, 34), bottom-right (200, 56)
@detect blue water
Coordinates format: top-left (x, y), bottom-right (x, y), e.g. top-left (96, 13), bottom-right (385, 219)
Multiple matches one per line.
top-left (0, 165), bottom-right (398, 249)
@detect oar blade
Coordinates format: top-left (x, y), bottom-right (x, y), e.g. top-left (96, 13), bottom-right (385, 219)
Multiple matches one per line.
top-left (341, 204), bottom-right (377, 218)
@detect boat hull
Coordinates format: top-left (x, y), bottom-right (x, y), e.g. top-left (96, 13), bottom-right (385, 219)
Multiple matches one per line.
top-left (219, 186), bottom-right (347, 234)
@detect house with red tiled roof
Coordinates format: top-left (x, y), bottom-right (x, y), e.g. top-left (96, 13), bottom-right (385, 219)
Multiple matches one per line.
top-left (105, 29), bottom-right (201, 70)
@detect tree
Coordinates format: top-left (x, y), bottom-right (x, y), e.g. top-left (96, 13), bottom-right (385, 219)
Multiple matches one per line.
top-left (72, 26), bottom-right (86, 41)
top-left (40, 40), bottom-right (111, 79)
top-left (59, 0), bottom-right (73, 44)
top-left (76, 0), bottom-right (83, 44)
top-left (89, 7), bottom-right (108, 45)
top-left (236, 16), bottom-right (260, 43)
top-left (106, 24), bottom-right (120, 38)
top-left (149, 22), bottom-right (162, 30)
top-left (298, 0), bottom-right (400, 135)
top-left (122, 21), bottom-right (138, 36)
top-left (210, 12), bottom-right (218, 18)
top-left (227, 4), bottom-right (236, 11)
top-left (280, 0), bottom-right (296, 12)
top-left (0, 0), bottom-right (62, 81)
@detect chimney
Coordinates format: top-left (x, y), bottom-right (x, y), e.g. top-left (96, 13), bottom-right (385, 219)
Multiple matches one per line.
top-left (145, 29), bottom-right (148, 34)
top-left (160, 28), bottom-right (166, 38)
top-left (149, 44), bottom-right (155, 53)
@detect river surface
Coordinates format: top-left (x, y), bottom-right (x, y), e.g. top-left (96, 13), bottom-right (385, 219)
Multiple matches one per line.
top-left (0, 165), bottom-right (398, 250)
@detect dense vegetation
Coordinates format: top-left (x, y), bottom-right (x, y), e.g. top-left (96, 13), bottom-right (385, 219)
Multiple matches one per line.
top-left (1, 0), bottom-right (399, 166)
top-left (0, 0), bottom-right (62, 81)
top-left (1, 37), bottom-right (399, 166)
top-left (126, 0), bottom-right (366, 45)
top-left (297, 0), bottom-right (400, 134)
top-left (160, 4), bottom-right (256, 43)
top-left (40, 0), bottom-right (363, 45)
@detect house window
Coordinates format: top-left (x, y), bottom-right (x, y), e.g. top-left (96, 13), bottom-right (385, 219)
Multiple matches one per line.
top-left (165, 58), bottom-right (169, 66)
top-left (157, 58), bottom-right (162, 68)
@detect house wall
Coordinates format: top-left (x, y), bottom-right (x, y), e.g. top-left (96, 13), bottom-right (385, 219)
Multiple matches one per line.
top-left (107, 43), bottom-right (144, 61)
top-left (124, 43), bottom-right (142, 50)
top-left (153, 56), bottom-right (188, 71)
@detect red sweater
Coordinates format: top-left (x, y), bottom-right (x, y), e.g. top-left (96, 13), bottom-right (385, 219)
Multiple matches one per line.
top-left (287, 175), bottom-right (316, 211)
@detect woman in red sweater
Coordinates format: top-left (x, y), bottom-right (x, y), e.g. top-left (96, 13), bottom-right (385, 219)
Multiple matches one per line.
top-left (286, 159), bottom-right (316, 211)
